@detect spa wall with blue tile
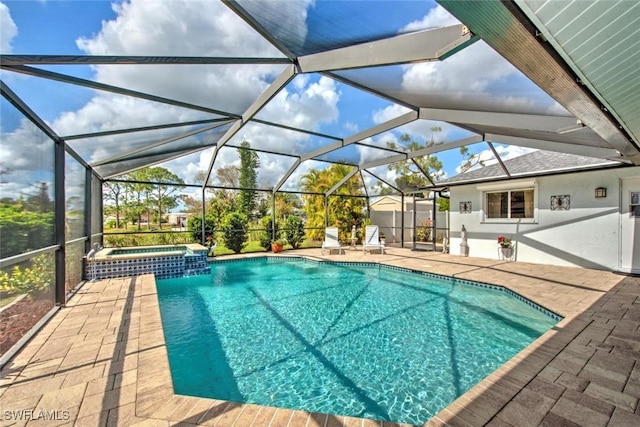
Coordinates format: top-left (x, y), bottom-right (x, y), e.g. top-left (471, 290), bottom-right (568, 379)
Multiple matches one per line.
top-left (87, 251), bottom-right (209, 280)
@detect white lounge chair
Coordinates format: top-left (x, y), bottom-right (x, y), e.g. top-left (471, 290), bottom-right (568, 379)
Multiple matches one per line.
top-left (363, 225), bottom-right (385, 254)
top-left (321, 227), bottom-right (344, 255)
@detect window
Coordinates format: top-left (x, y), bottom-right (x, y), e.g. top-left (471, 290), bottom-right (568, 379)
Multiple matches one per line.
top-left (631, 192), bottom-right (640, 217)
top-left (485, 189), bottom-right (534, 219)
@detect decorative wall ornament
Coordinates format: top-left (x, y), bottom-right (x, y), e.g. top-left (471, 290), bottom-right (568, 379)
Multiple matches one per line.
top-left (550, 195), bottom-right (570, 211)
top-left (459, 201), bottom-right (472, 214)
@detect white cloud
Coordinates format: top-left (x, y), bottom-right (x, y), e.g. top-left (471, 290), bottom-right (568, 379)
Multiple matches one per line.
top-left (0, 118), bottom-right (52, 172)
top-left (401, 5), bottom-right (459, 32)
top-left (258, 75), bottom-right (340, 131)
top-left (0, 2), bottom-right (17, 53)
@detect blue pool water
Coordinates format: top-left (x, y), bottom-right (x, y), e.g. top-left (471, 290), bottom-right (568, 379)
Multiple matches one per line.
top-left (156, 258), bottom-right (558, 425)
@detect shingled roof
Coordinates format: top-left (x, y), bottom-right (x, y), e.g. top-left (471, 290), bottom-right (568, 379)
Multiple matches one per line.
top-left (438, 150), bottom-right (624, 186)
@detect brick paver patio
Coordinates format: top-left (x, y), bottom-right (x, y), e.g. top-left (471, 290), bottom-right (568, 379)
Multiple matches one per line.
top-left (1, 248), bottom-right (639, 426)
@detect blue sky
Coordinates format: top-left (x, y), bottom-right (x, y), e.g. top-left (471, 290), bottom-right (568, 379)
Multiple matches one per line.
top-left (0, 0), bottom-right (560, 200)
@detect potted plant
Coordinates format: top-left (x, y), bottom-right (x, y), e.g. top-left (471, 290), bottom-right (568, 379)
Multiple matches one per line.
top-left (271, 238), bottom-right (287, 253)
top-left (497, 236), bottom-right (513, 259)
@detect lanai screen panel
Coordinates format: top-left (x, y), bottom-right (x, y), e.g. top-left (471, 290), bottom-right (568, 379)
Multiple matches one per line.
top-left (332, 40), bottom-right (572, 116)
top-left (234, 0), bottom-right (436, 56)
top-left (225, 121), bottom-right (342, 158)
top-left (67, 121), bottom-right (232, 165)
top-left (94, 148), bottom-right (204, 179)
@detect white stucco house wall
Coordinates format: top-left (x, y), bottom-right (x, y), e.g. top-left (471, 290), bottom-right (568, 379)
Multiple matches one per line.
top-left (442, 150), bottom-right (640, 273)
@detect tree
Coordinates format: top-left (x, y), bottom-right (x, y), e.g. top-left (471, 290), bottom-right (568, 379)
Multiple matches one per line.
top-left (123, 171), bottom-right (152, 230)
top-left (300, 164), bottom-right (366, 241)
top-left (275, 193), bottom-right (301, 222)
top-left (385, 132), bottom-right (444, 192)
top-left (238, 141), bottom-right (259, 220)
top-left (144, 167), bottom-right (185, 228)
top-left (25, 182), bottom-right (54, 213)
top-left (104, 181), bottom-right (125, 228)
top-left (459, 146), bottom-right (485, 173)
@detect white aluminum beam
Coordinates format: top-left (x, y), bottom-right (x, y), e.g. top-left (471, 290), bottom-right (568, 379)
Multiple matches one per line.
top-left (298, 25), bottom-right (476, 72)
top-left (485, 133), bottom-right (627, 163)
top-left (419, 108), bottom-right (582, 133)
top-left (273, 158), bottom-right (301, 193)
top-left (303, 111), bottom-right (418, 162)
top-left (359, 135), bottom-right (484, 169)
top-left (242, 64), bottom-right (296, 122)
top-left (326, 167), bottom-right (359, 197)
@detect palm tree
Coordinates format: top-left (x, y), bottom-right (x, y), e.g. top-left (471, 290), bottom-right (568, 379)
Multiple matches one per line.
top-left (300, 165), bottom-right (366, 240)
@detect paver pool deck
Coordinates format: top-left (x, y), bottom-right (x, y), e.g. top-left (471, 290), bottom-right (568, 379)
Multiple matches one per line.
top-left (1, 247), bottom-right (640, 426)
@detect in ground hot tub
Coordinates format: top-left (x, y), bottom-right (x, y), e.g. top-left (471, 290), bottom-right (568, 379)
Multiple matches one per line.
top-left (86, 244), bottom-right (210, 280)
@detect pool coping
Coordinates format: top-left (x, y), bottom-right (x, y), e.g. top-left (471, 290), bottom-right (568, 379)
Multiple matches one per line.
top-left (92, 243), bottom-right (208, 262)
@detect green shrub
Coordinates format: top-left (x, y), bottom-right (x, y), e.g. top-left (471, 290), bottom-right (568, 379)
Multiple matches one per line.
top-left (258, 215), bottom-right (278, 249)
top-left (0, 254), bottom-right (54, 296)
top-left (220, 212), bottom-right (248, 254)
top-left (282, 215), bottom-right (305, 249)
top-left (0, 205), bottom-right (54, 258)
top-left (417, 218), bottom-right (432, 242)
top-left (187, 214), bottom-right (216, 243)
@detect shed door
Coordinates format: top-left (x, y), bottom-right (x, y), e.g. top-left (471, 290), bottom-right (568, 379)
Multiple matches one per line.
top-left (620, 178), bottom-right (640, 273)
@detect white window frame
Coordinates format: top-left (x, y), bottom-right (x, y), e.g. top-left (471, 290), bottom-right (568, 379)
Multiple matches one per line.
top-left (477, 180), bottom-right (538, 223)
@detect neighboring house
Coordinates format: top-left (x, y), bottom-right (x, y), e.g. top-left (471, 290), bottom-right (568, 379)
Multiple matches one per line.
top-left (440, 150), bottom-right (640, 272)
top-left (369, 195), bottom-right (447, 245)
top-left (167, 212), bottom-right (191, 227)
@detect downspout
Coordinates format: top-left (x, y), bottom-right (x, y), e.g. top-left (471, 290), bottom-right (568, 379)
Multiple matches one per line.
top-left (400, 193), bottom-right (405, 247)
top-left (272, 192), bottom-right (276, 241)
top-left (201, 186), bottom-right (206, 244)
top-left (432, 191), bottom-right (437, 250)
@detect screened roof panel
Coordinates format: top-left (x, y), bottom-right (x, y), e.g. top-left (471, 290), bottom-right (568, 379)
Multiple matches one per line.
top-left (4, 0), bottom-right (282, 57)
top-left (226, 121), bottom-right (340, 158)
top-left (206, 145), bottom-right (301, 190)
top-left (256, 152), bottom-right (304, 190)
top-left (333, 41), bottom-right (572, 116)
top-left (253, 73), bottom-right (404, 139)
top-left (109, 124), bottom-right (231, 162)
top-left (362, 174), bottom-right (397, 197)
top-left (152, 148), bottom-right (215, 186)
top-left (234, 0), bottom-right (443, 57)
top-left (93, 148), bottom-right (198, 179)
top-left (54, 64), bottom-right (288, 117)
top-left (0, 69), bottom-right (230, 136)
top-left (312, 145), bottom-right (361, 166)
top-left (69, 122), bottom-right (232, 166)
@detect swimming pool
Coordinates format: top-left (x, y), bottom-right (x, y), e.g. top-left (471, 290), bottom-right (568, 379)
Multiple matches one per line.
top-left (156, 257), bottom-right (558, 424)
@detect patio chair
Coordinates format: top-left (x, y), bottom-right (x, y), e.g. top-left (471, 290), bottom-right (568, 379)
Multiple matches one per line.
top-left (321, 227), bottom-right (344, 255)
top-left (363, 225), bottom-right (385, 254)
